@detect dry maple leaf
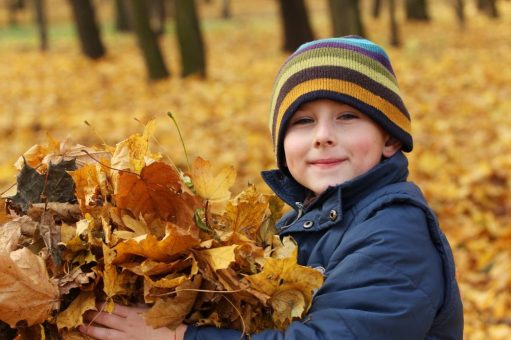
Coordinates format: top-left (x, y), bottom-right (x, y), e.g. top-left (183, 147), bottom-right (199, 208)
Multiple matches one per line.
top-left (110, 119), bottom-right (160, 174)
top-left (191, 157), bottom-right (236, 214)
top-left (112, 223), bottom-right (201, 264)
top-left (0, 248), bottom-right (59, 327)
top-left (223, 185), bottom-right (269, 240)
top-left (57, 290), bottom-right (97, 330)
top-left (115, 161), bottom-right (202, 228)
top-left (144, 275), bottom-right (203, 329)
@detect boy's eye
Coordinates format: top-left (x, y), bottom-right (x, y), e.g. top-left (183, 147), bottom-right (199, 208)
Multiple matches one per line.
top-left (291, 117), bottom-right (314, 125)
top-left (337, 112), bottom-right (358, 120)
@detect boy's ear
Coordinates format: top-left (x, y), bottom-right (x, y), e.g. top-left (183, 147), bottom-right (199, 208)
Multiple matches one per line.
top-left (382, 136), bottom-right (402, 158)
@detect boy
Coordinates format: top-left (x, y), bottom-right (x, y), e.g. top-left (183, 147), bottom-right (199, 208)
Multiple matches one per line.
top-left (80, 36), bottom-right (463, 339)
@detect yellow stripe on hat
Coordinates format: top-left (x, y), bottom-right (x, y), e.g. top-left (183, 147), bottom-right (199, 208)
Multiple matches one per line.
top-left (274, 78), bottom-right (411, 149)
top-left (270, 55), bottom-right (402, 120)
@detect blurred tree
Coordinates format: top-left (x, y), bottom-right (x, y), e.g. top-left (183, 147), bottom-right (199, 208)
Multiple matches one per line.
top-left (7, 0), bottom-right (25, 26)
top-left (477, 0), bottom-right (499, 18)
top-left (277, 0), bottom-right (314, 52)
top-left (68, 0), bottom-right (106, 59)
top-left (329, 0), bottom-right (365, 37)
top-left (373, 0), bottom-right (383, 18)
top-left (128, 0), bottom-right (169, 80)
top-left (175, 0), bottom-right (206, 77)
top-left (33, 0), bottom-right (48, 51)
top-left (405, 0), bottom-right (430, 21)
top-left (389, 0), bottom-right (400, 46)
top-left (149, 0), bottom-right (166, 35)
top-left (222, 0), bottom-right (231, 18)
top-left (115, 0), bottom-right (132, 32)
top-left (453, 0), bottom-right (465, 28)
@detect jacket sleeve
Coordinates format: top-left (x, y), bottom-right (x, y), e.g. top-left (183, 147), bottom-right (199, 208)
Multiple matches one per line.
top-left (185, 204), bottom-right (445, 340)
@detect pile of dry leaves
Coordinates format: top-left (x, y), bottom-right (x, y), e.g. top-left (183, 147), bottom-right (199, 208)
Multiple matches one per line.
top-left (0, 120), bottom-right (323, 339)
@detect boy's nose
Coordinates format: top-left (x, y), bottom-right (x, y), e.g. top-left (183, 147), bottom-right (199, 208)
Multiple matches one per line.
top-left (313, 123), bottom-right (336, 147)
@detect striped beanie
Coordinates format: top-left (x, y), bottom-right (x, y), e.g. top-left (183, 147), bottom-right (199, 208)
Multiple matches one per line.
top-left (269, 36), bottom-right (412, 171)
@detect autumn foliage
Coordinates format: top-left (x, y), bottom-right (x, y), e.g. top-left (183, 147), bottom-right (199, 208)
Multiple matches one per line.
top-left (0, 122), bottom-right (323, 337)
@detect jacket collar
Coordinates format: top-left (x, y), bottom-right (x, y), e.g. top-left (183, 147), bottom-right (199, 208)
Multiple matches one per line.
top-left (261, 152), bottom-right (409, 212)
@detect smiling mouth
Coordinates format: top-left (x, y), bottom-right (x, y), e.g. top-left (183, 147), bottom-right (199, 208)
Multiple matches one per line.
top-left (309, 159), bottom-right (346, 168)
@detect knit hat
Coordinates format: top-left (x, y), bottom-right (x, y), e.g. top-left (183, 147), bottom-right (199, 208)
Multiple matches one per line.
top-left (269, 36), bottom-right (413, 171)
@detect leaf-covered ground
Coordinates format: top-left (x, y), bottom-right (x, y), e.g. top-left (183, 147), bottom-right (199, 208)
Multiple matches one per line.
top-left (1, 1), bottom-right (511, 338)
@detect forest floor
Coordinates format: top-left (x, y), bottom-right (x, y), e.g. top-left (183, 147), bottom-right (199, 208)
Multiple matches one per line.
top-left (1, 1), bottom-right (511, 338)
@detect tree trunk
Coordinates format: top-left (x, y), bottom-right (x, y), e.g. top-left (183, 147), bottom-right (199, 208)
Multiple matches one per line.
top-left (329, 0), bottom-right (365, 37)
top-left (405, 0), bottom-right (430, 21)
top-left (277, 0), bottom-right (314, 52)
top-left (389, 0), bottom-right (400, 47)
top-left (128, 0), bottom-right (169, 80)
top-left (68, 0), bottom-right (106, 59)
top-left (372, 0), bottom-right (382, 18)
top-left (221, 0), bottom-right (231, 19)
top-left (478, 0), bottom-right (499, 18)
top-left (453, 0), bottom-right (465, 28)
top-left (174, 0), bottom-right (206, 77)
top-left (115, 0), bottom-right (132, 32)
top-left (149, 0), bottom-right (166, 35)
top-left (7, 0), bottom-right (25, 26)
top-left (33, 0), bottom-right (48, 51)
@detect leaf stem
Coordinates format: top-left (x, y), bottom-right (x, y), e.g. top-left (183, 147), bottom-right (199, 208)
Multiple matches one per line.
top-left (167, 112), bottom-right (191, 172)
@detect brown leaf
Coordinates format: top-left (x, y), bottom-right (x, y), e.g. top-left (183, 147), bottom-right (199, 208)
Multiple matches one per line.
top-left (115, 162), bottom-right (201, 228)
top-left (144, 275), bottom-right (203, 329)
top-left (113, 223), bottom-right (201, 264)
top-left (0, 248), bottom-right (59, 327)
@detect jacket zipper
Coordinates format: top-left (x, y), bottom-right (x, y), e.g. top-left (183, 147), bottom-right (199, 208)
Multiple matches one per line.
top-left (282, 202), bottom-right (304, 229)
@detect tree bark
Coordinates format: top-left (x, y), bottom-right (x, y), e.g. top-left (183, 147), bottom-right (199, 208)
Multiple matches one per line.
top-left (128, 0), bottom-right (169, 80)
top-left (221, 0), bottom-right (231, 19)
top-left (389, 0), bottom-right (400, 47)
top-left (405, 0), bottom-right (430, 21)
top-left (149, 0), bottom-right (166, 35)
top-left (329, 0), bottom-right (365, 37)
top-left (33, 0), bottom-right (48, 51)
top-left (68, 0), bottom-right (106, 59)
top-left (7, 0), bottom-right (25, 26)
top-left (372, 0), bottom-right (382, 18)
top-left (115, 0), bottom-right (132, 32)
top-left (453, 0), bottom-right (465, 28)
top-left (277, 0), bottom-right (314, 52)
top-left (174, 0), bottom-right (206, 77)
top-left (478, 0), bottom-right (499, 18)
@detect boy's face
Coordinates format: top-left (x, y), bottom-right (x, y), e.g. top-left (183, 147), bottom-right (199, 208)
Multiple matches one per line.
top-left (283, 99), bottom-right (401, 195)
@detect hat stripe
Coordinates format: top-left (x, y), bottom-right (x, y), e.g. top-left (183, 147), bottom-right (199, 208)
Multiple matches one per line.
top-left (273, 78), bottom-right (411, 151)
top-left (279, 48), bottom-right (398, 90)
top-left (292, 41), bottom-right (395, 76)
top-left (269, 52), bottom-right (401, 128)
top-left (272, 65), bottom-right (409, 137)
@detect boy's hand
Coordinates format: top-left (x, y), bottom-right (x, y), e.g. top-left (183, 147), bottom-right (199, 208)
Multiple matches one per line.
top-left (78, 303), bottom-right (187, 340)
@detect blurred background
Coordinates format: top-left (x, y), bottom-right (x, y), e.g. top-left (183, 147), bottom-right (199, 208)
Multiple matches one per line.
top-left (0, 0), bottom-right (510, 338)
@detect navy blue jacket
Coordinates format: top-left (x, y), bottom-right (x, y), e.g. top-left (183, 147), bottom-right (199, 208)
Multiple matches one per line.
top-left (185, 152), bottom-right (463, 339)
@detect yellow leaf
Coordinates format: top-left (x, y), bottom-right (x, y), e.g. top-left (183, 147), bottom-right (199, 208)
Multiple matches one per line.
top-left (270, 286), bottom-right (306, 329)
top-left (199, 245), bottom-right (238, 271)
top-left (0, 248), bottom-right (59, 327)
top-left (191, 157), bottom-right (236, 213)
top-left (57, 290), bottom-right (96, 330)
top-left (110, 119), bottom-right (159, 174)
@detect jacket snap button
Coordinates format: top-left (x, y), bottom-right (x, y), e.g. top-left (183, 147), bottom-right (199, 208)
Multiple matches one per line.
top-left (303, 221), bottom-right (313, 229)
top-left (329, 210), bottom-right (337, 221)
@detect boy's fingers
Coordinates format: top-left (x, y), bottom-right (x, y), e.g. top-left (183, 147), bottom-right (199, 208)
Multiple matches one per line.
top-left (83, 310), bottom-right (126, 329)
top-left (79, 324), bottom-right (124, 340)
